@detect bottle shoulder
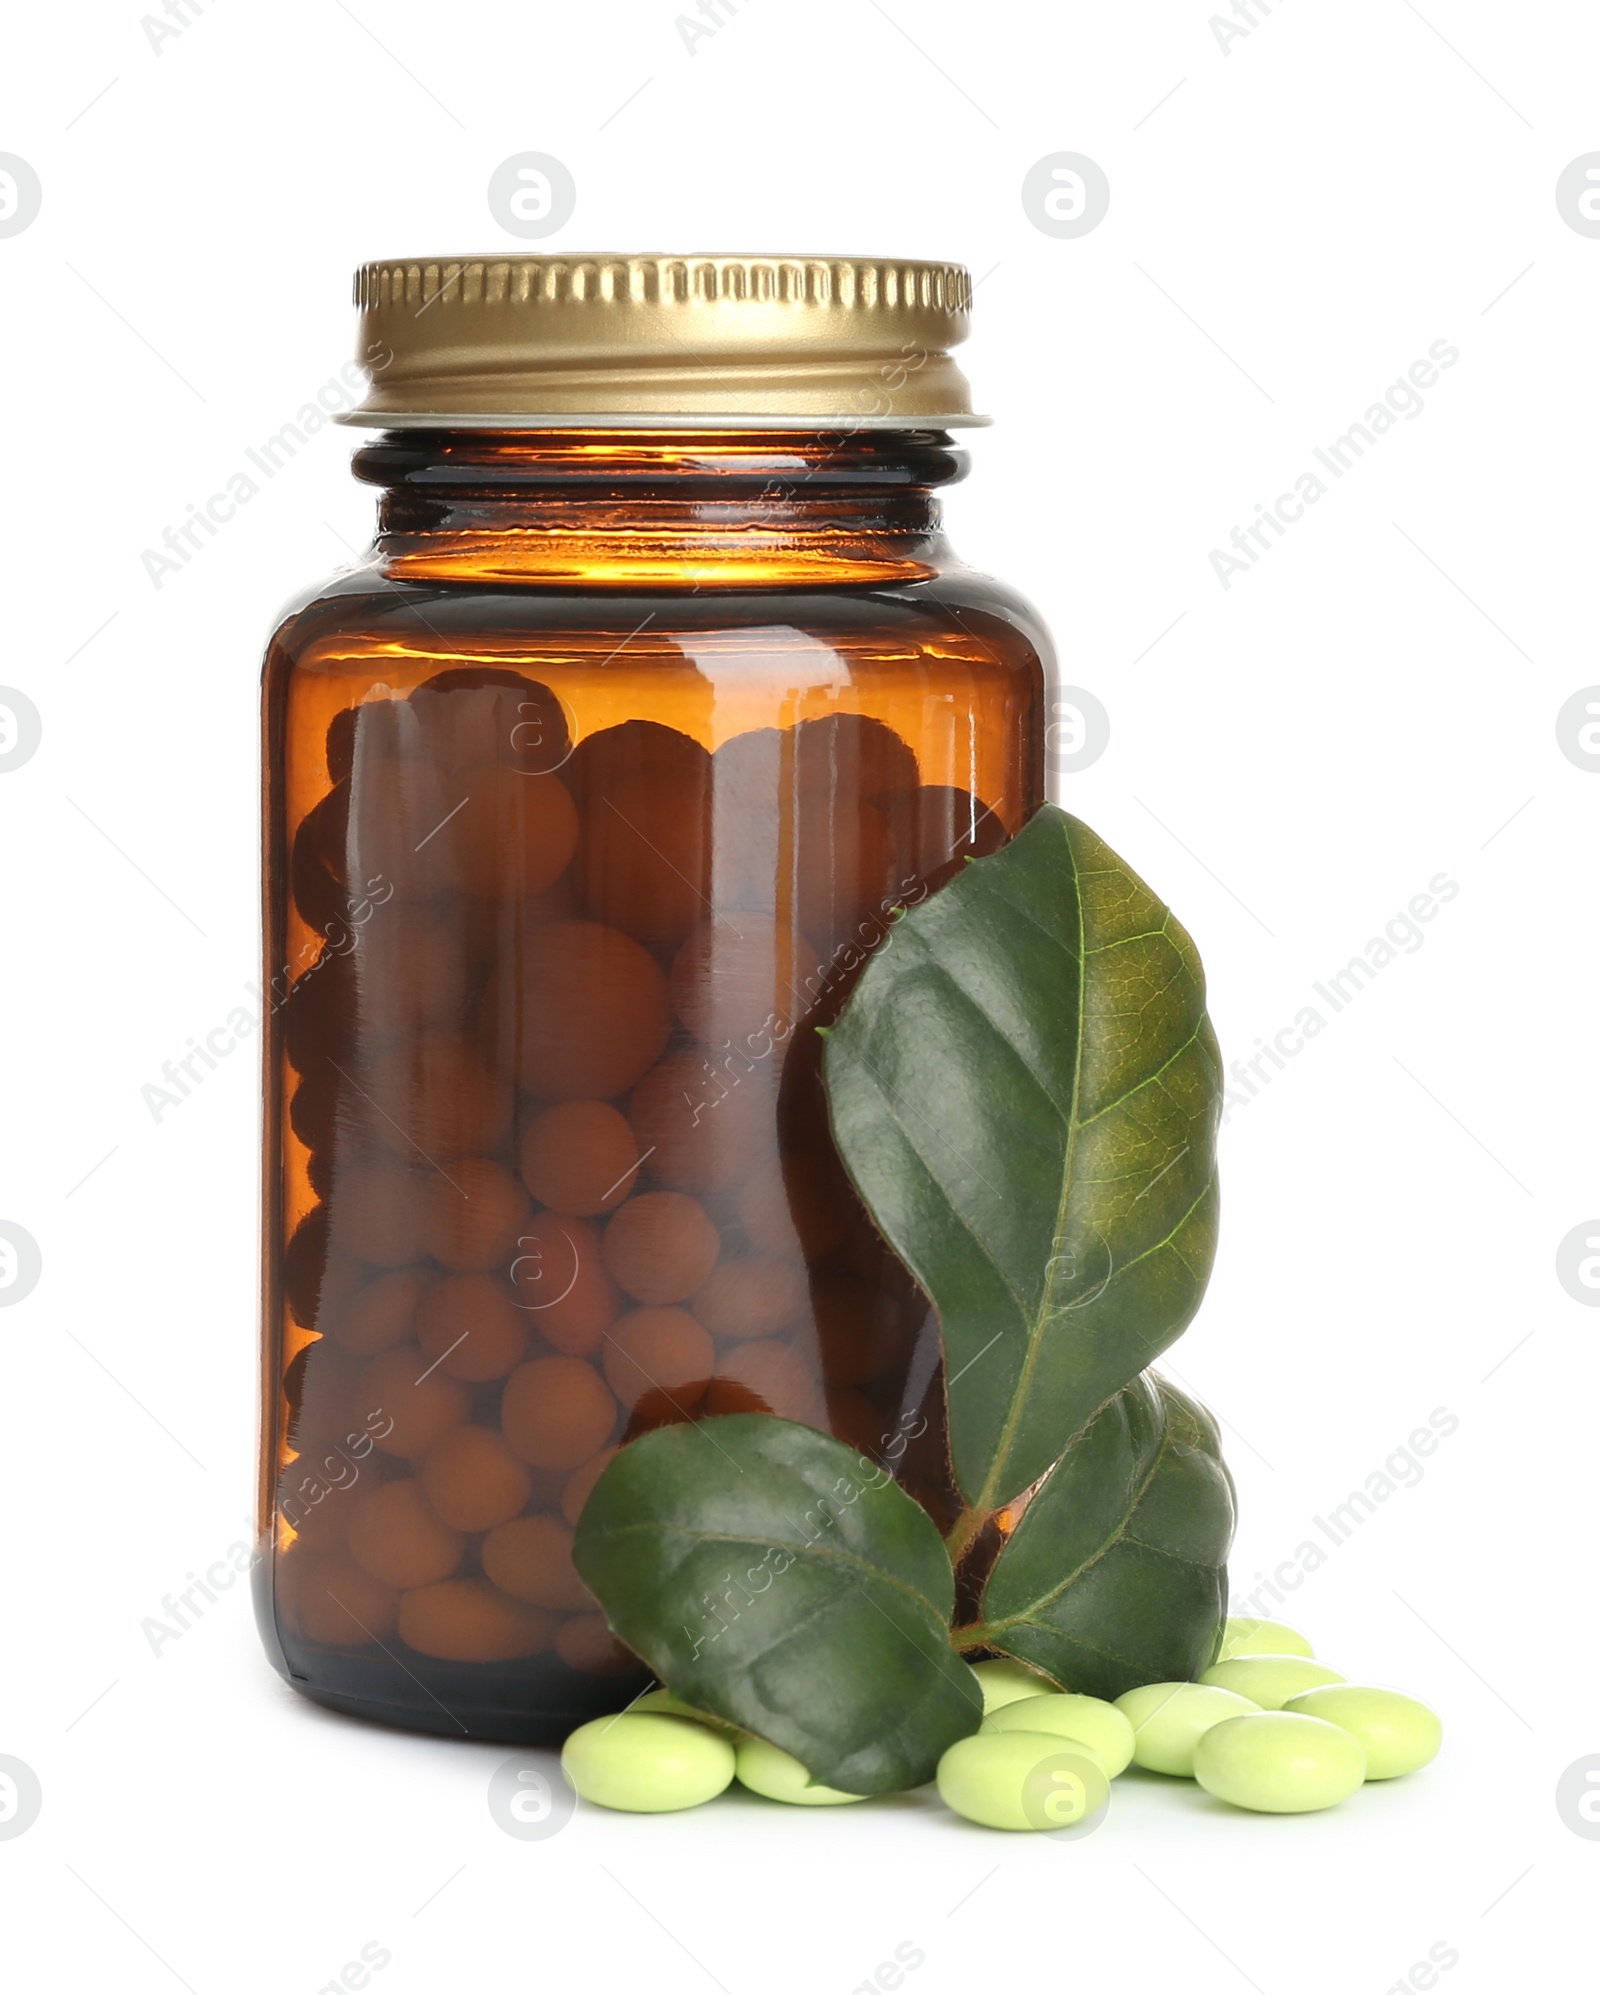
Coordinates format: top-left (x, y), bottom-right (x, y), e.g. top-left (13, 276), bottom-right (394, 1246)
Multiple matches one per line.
top-left (262, 555), bottom-right (1055, 685)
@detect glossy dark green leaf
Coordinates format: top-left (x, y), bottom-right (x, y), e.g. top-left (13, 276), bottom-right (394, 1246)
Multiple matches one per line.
top-left (572, 1414), bottom-right (982, 1794)
top-left (971, 1374), bottom-right (1234, 1697)
top-left (822, 803), bottom-right (1223, 1508)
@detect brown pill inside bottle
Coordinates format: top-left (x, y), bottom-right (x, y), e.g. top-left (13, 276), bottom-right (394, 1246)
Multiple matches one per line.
top-left (603, 1192), bottom-right (721, 1305)
top-left (291, 1552), bottom-right (400, 1646)
top-left (284, 1336), bottom-right (358, 1451)
top-left (502, 1355), bottom-right (617, 1470)
top-left (736, 1156), bottom-right (850, 1261)
top-left (508, 1210), bottom-right (621, 1356)
top-left (560, 1447), bottom-right (618, 1525)
top-left (481, 1513), bottom-right (595, 1610)
top-left (706, 1340), bottom-right (822, 1423)
top-left (407, 667), bottom-right (572, 781)
top-left (415, 1271), bottom-right (530, 1381)
top-left (519, 1100), bottom-right (642, 1216)
top-left (346, 751), bottom-right (464, 901)
top-left (668, 914), bottom-right (819, 1054)
top-left (571, 720), bottom-right (711, 946)
top-left (628, 1049), bottom-right (775, 1194)
top-left (355, 1348), bottom-right (471, 1458)
top-left (692, 1257), bottom-right (808, 1340)
top-left (424, 1158), bottom-right (531, 1273)
top-left (450, 765), bottom-right (580, 903)
top-left (791, 790), bottom-right (897, 947)
top-left (347, 1479), bottom-right (465, 1590)
top-left (883, 784), bottom-right (1006, 895)
top-left (284, 1208), bottom-right (330, 1333)
top-left (398, 1579), bottom-right (555, 1662)
top-left (330, 1267), bottom-right (430, 1357)
top-left (291, 783), bottom-right (354, 936)
top-left (601, 1306), bottom-right (715, 1407)
top-left (791, 712), bottom-right (920, 801)
top-left (493, 920), bottom-right (670, 1101)
top-left (419, 1425), bottom-right (534, 1533)
top-left (367, 1034), bottom-right (513, 1163)
top-left (555, 1613), bottom-right (638, 1676)
top-left (328, 1161), bottom-right (430, 1268)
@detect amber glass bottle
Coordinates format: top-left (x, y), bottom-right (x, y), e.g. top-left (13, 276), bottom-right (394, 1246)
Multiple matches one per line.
top-left (256, 258), bottom-right (1054, 1741)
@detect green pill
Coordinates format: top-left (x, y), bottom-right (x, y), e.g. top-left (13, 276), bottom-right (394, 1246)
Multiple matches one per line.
top-left (1114, 1682), bottom-right (1261, 1776)
top-left (631, 1688), bottom-right (745, 1738)
top-left (983, 1693), bottom-right (1136, 1777)
top-left (561, 1713), bottom-right (736, 1813)
top-left (1283, 1685), bottom-right (1442, 1779)
top-left (734, 1737), bottom-right (867, 1806)
top-left (1193, 1711), bottom-right (1366, 1813)
top-left (1218, 1615), bottom-right (1314, 1660)
top-left (970, 1658), bottom-right (1058, 1714)
top-left (937, 1729), bottom-right (1112, 1833)
top-left (1200, 1655), bottom-right (1345, 1709)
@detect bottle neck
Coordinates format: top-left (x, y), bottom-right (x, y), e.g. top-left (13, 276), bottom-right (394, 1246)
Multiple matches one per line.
top-left (351, 428), bottom-right (966, 589)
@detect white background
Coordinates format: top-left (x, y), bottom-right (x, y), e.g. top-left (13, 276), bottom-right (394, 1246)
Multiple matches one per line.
top-left (1, 1), bottom-right (1594, 1988)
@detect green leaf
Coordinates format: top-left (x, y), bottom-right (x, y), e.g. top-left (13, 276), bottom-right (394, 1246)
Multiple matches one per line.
top-left (572, 1414), bottom-right (982, 1794)
top-left (970, 1374), bottom-right (1235, 1697)
top-left (822, 803), bottom-right (1223, 1509)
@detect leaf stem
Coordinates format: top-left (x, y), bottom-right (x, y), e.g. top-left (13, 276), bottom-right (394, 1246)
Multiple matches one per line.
top-left (943, 1504), bottom-right (988, 1566)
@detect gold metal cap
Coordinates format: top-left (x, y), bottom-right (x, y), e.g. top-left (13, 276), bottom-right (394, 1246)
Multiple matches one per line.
top-left (338, 254), bottom-right (987, 430)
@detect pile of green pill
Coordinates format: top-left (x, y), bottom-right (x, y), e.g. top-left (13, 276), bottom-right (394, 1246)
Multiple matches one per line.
top-left (558, 1618), bottom-right (1442, 1829)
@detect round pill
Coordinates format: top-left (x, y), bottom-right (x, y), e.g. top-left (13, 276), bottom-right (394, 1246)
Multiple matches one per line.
top-left (1200, 1655), bottom-right (1346, 1709)
top-left (355, 1349), bottom-right (471, 1458)
top-left (555, 1613), bottom-right (637, 1676)
top-left (425, 1158), bottom-right (532, 1273)
top-left (983, 1693), bottom-right (1137, 1777)
top-left (1114, 1682), bottom-right (1263, 1776)
top-left (502, 1355), bottom-right (618, 1470)
top-left (420, 1425), bottom-right (535, 1532)
top-left (628, 1049), bottom-right (776, 1194)
top-left (347, 752), bottom-right (462, 900)
top-left (602, 1306), bottom-right (715, 1408)
top-left (1219, 1615), bottom-right (1314, 1660)
top-left (367, 1035), bottom-right (513, 1163)
top-left (452, 766), bottom-right (579, 902)
top-left (331, 1268), bottom-right (430, 1357)
top-left (290, 1552), bottom-right (398, 1647)
top-left (603, 1192), bottom-right (721, 1305)
top-left (736, 1153), bottom-right (849, 1260)
top-left (347, 1479), bottom-right (465, 1590)
top-left (1282, 1685), bottom-right (1442, 1779)
top-left (509, 1212), bottom-right (621, 1357)
top-left (668, 914), bottom-right (818, 1052)
top-left (415, 1271), bottom-right (530, 1382)
top-left (284, 1336), bottom-right (357, 1448)
top-left (399, 1579), bottom-right (555, 1662)
top-left (482, 1513), bottom-right (594, 1611)
top-left (520, 1100), bottom-right (642, 1216)
top-left (971, 1658), bottom-right (1060, 1714)
top-left (560, 1447), bottom-right (618, 1525)
top-left (693, 1258), bottom-right (807, 1340)
top-left (331, 1162), bottom-right (429, 1268)
top-left (704, 1339), bottom-right (821, 1423)
top-left (936, 1730), bottom-right (1111, 1833)
top-left (561, 1713), bottom-right (736, 1813)
top-left (735, 1738), bottom-right (867, 1806)
top-left (1193, 1712), bottom-right (1367, 1813)
top-left (497, 920), bottom-right (670, 1100)
top-left (578, 769), bottom-right (710, 947)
